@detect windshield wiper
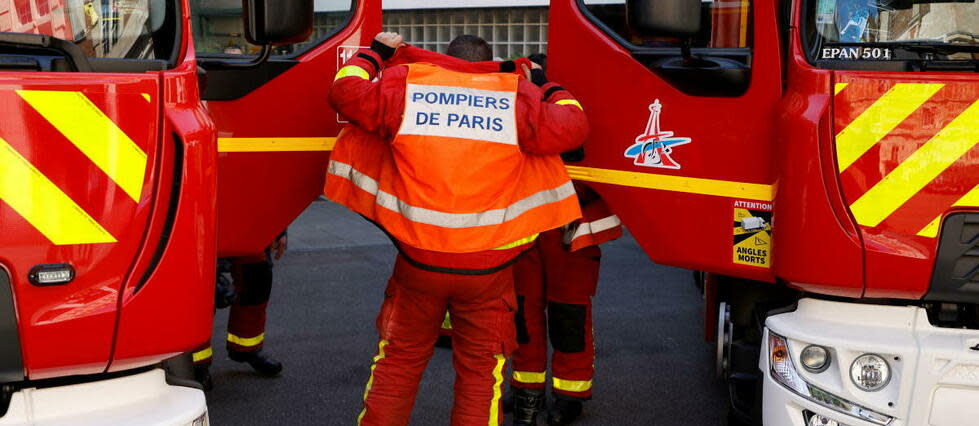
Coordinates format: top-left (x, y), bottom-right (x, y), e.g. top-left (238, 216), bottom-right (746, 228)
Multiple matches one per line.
top-left (0, 32), bottom-right (92, 72)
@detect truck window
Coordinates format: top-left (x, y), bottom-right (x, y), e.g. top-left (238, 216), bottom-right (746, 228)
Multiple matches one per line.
top-left (579, 0), bottom-right (753, 49)
top-left (803, 0), bottom-right (978, 64)
top-left (0, 0), bottom-right (178, 61)
top-left (190, 0), bottom-right (353, 57)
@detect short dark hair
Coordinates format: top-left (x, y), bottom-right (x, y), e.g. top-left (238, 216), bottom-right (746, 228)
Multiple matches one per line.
top-left (447, 35), bottom-right (493, 62)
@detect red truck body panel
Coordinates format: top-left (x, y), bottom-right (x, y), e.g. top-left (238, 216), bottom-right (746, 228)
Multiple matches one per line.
top-left (0, 0), bottom-right (215, 379)
top-left (212, 1), bottom-right (381, 257)
top-left (549, 0), bottom-right (978, 302)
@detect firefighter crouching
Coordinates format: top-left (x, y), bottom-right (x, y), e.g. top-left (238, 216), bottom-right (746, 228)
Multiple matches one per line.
top-left (193, 232), bottom-right (287, 390)
top-left (326, 32), bottom-right (588, 424)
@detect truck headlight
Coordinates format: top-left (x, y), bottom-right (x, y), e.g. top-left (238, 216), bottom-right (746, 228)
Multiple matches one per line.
top-left (800, 345), bottom-right (830, 373)
top-left (850, 354), bottom-right (891, 392)
top-left (768, 332), bottom-right (892, 425)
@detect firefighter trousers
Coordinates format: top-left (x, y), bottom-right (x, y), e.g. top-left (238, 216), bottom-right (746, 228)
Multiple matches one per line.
top-left (358, 255), bottom-right (517, 426)
top-left (510, 229), bottom-right (600, 400)
top-left (194, 254), bottom-right (274, 365)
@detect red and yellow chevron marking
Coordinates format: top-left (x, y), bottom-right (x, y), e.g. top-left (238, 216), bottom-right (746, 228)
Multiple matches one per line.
top-left (834, 78), bottom-right (979, 238)
top-left (0, 89), bottom-right (151, 245)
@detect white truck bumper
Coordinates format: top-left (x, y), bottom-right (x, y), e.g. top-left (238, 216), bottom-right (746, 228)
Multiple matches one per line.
top-left (0, 368), bottom-right (207, 426)
top-left (762, 298), bottom-right (979, 426)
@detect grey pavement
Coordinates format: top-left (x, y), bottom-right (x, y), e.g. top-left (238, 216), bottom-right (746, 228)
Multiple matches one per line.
top-left (205, 199), bottom-right (728, 425)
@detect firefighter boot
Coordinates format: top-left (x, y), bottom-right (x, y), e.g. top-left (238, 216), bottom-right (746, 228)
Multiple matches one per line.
top-left (193, 365), bottom-right (213, 392)
top-left (512, 388), bottom-right (545, 425)
top-left (546, 397), bottom-right (583, 425)
top-left (228, 349), bottom-right (283, 376)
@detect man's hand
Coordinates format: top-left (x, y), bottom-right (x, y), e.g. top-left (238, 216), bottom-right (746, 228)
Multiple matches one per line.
top-left (375, 32), bottom-right (405, 49)
top-left (521, 61), bottom-right (542, 81)
top-left (270, 233), bottom-right (288, 260)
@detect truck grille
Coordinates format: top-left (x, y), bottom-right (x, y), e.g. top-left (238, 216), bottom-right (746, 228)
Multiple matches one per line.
top-left (927, 213), bottom-right (979, 304)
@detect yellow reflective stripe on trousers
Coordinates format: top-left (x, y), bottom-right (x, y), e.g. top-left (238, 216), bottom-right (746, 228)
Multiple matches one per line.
top-left (336, 65), bottom-right (370, 81)
top-left (493, 233), bottom-right (538, 250)
top-left (0, 137), bottom-right (116, 245)
top-left (441, 312), bottom-right (452, 330)
top-left (555, 99), bottom-right (583, 110)
top-left (835, 83), bottom-right (944, 171)
top-left (553, 377), bottom-right (592, 393)
top-left (227, 332), bottom-right (264, 348)
top-left (850, 99), bottom-right (979, 227)
top-left (17, 90), bottom-right (148, 202)
top-left (489, 354), bottom-right (506, 425)
top-left (358, 340), bottom-right (389, 425)
top-left (192, 347), bottom-right (213, 363)
top-left (512, 371), bottom-right (546, 384)
top-left (918, 184), bottom-right (979, 237)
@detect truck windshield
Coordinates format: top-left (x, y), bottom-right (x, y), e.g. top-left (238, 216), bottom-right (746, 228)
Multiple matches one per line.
top-left (0, 0), bottom-right (174, 59)
top-left (807, 0), bottom-right (978, 61)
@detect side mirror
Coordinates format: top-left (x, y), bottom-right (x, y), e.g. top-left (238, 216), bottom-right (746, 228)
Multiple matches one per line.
top-left (627, 0), bottom-right (702, 38)
top-left (242, 0), bottom-right (314, 46)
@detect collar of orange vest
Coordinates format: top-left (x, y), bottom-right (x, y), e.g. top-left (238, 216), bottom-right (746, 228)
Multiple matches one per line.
top-left (386, 45), bottom-right (533, 76)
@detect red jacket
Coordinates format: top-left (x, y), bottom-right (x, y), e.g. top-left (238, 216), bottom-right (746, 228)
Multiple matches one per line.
top-left (329, 47), bottom-right (588, 157)
top-left (328, 46), bottom-right (588, 271)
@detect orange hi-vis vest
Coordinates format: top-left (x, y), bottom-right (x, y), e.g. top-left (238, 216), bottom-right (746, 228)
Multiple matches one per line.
top-left (326, 63), bottom-right (581, 253)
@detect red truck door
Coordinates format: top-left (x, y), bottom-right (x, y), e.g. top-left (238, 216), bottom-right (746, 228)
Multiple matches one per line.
top-left (547, 0), bottom-right (783, 281)
top-left (190, 0), bottom-right (380, 257)
top-left (1, 0), bottom-right (214, 378)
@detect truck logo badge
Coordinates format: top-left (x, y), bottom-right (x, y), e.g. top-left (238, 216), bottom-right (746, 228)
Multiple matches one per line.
top-left (624, 100), bottom-right (692, 169)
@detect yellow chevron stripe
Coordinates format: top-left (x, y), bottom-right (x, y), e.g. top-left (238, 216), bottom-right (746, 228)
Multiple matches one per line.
top-left (917, 184), bottom-right (979, 238)
top-left (218, 137), bottom-right (337, 152)
top-left (17, 90), bottom-right (148, 202)
top-left (834, 83), bottom-right (848, 95)
top-left (835, 83), bottom-right (944, 171)
top-left (566, 166), bottom-right (772, 201)
top-left (0, 137), bottom-right (116, 245)
top-left (851, 100), bottom-right (979, 228)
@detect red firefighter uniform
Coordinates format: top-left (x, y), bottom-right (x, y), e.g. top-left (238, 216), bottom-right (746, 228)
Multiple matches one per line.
top-left (327, 42), bottom-right (587, 425)
top-left (192, 250), bottom-right (279, 371)
top-left (510, 185), bottom-right (622, 401)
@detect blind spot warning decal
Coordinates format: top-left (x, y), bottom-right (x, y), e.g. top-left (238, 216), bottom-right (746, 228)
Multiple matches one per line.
top-left (624, 99), bottom-right (692, 170)
top-left (733, 200), bottom-right (772, 268)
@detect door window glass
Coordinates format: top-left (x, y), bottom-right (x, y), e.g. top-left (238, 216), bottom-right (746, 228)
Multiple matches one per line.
top-left (580, 0), bottom-right (753, 48)
top-left (0, 0), bottom-right (176, 59)
top-left (189, 0), bottom-right (353, 56)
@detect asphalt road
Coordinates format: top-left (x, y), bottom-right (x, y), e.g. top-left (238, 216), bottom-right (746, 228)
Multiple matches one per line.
top-left (205, 199), bottom-right (728, 425)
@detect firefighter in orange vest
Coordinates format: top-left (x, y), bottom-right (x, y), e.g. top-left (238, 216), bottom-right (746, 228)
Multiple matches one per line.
top-left (509, 183), bottom-right (622, 425)
top-left (192, 232), bottom-right (286, 390)
top-left (327, 33), bottom-right (587, 425)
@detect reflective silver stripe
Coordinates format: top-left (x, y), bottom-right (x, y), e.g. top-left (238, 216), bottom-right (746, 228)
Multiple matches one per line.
top-left (565, 215), bottom-right (622, 244)
top-left (329, 160), bottom-right (575, 229)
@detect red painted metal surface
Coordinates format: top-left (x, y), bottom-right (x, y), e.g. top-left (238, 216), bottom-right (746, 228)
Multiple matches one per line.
top-left (0, 76), bottom-right (161, 379)
top-left (0, 0), bottom-right (215, 378)
top-left (211, 1), bottom-right (382, 257)
top-left (772, 24), bottom-right (865, 298)
top-left (548, 0), bottom-right (782, 282)
top-left (109, 20), bottom-right (217, 371)
top-left (833, 73), bottom-right (979, 299)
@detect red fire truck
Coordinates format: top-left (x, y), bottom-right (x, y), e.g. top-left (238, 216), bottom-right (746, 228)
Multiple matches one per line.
top-left (544, 0), bottom-right (978, 425)
top-left (0, 0), bottom-right (321, 423)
